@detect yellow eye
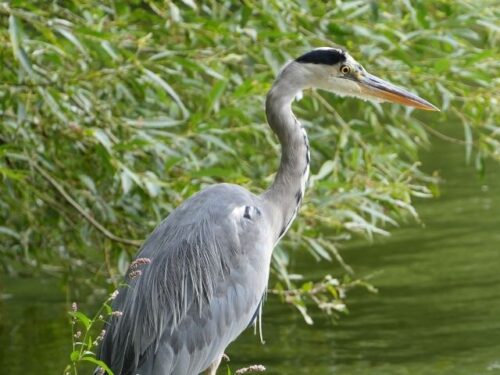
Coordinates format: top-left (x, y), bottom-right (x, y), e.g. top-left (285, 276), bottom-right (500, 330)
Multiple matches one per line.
top-left (340, 65), bottom-right (351, 74)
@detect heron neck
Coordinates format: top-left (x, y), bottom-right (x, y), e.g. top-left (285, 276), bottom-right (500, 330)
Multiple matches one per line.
top-left (262, 79), bottom-right (310, 242)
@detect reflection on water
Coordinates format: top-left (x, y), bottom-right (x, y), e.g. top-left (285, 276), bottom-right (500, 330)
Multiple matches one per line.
top-left (0, 279), bottom-right (70, 373)
top-left (1, 134), bottom-right (500, 374)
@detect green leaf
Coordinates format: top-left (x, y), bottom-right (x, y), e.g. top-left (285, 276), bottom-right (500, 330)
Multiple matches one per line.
top-left (295, 304), bottom-right (314, 325)
top-left (433, 58), bottom-right (450, 73)
top-left (8, 15), bottom-right (36, 78)
top-left (117, 249), bottom-right (130, 276)
top-left (143, 68), bottom-right (189, 118)
top-left (81, 356), bottom-right (115, 375)
top-left (101, 40), bottom-right (120, 61)
top-left (92, 128), bottom-right (113, 153)
top-left (313, 160), bottom-right (335, 182)
top-left (55, 27), bottom-right (88, 57)
top-left (103, 303), bottom-right (113, 315)
top-left (0, 163), bottom-right (27, 180)
top-left (463, 121), bottom-right (473, 165)
top-left (327, 285), bottom-right (338, 299)
top-left (122, 117), bottom-right (183, 128)
top-left (0, 226), bottom-right (21, 240)
top-left (69, 311), bottom-right (92, 330)
top-left (305, 238), bottom-right (332, 261)
top-left (37, 87), bottom-right (68, 122)
top-left (70, 350), bottom-right (80, 362)
top-left (301, 281), bottom-right (314, 293)
top-left (206, 80), bottom-right (228, 113)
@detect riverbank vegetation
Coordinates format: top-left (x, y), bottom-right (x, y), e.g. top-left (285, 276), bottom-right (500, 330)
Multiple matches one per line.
top-left (1, 1), bottom-right (498, 372)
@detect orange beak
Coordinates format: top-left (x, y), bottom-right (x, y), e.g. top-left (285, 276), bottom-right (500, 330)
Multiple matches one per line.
top-left (357, 72), bottom-right (439, 111)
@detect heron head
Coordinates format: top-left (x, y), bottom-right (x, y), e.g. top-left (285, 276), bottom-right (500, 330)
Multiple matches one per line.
top-left (292, 47), bottom-right (438, 111)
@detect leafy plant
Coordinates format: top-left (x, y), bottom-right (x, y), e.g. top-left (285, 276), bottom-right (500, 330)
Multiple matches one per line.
top-left (65, 293), bottom-right (118, 375)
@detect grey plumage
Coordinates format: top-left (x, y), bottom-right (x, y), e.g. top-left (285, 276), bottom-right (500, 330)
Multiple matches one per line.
top-left (100, 185), bottom-right (272, 374)
top-left (97, 47), bottom-right (438, 375)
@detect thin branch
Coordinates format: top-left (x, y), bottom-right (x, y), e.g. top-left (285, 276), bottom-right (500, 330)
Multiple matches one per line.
top-left (317, 238), bottom-right (354, 275)
top-left (419, 121), bottom-right (466, 145)
top-left (31, 162), bottom-right (142, 247)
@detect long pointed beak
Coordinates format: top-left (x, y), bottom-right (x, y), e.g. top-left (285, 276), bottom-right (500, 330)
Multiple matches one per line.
top-left (357, 72), bottom-right (439, 111)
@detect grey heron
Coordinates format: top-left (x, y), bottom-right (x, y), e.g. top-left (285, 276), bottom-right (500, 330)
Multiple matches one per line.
top-left (97, 47), bottom-right (437, 375)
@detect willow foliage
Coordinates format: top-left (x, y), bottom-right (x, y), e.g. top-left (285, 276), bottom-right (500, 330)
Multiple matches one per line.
top-left (0, 1), bottom-right (498, 320)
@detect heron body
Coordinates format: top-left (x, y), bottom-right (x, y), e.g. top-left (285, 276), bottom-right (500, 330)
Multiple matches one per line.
top-left (98, 48), bottom-right (437, 375)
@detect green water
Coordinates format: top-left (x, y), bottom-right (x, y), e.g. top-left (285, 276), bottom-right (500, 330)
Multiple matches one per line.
top-left (1, 134), bottom-right (499, 374)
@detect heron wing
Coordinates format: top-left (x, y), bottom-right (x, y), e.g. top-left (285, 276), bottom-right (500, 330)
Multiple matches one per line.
top-left (99, 184), bottom-right (273, 375)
